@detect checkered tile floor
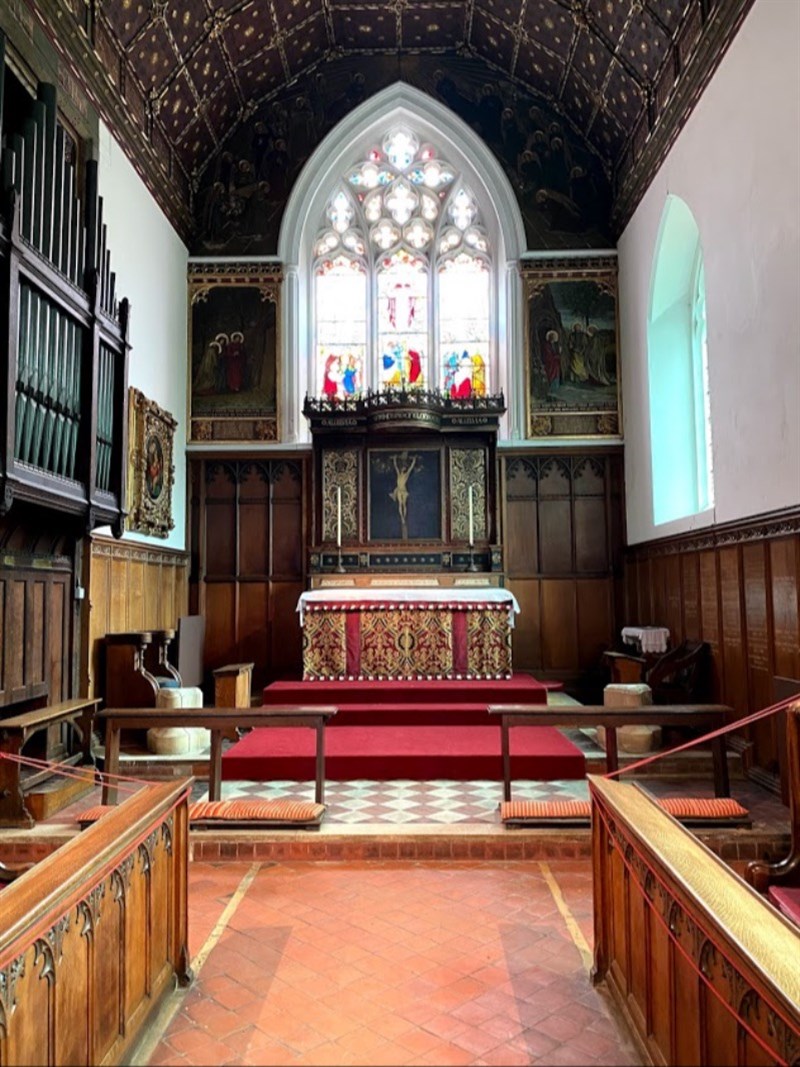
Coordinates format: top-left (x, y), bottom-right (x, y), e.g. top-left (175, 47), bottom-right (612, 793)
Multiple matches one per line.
top-left (200, 776), bottom-right (592, 824)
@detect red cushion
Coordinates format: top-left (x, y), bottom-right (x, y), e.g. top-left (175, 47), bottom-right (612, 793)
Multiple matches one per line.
top-left (500, 796), bottom-right (749, 825)
top-left (767, 886), bottom-right (800, 926)
top-left (657, 797), bottom-right (748, 821)
top-left (77, 805), bottom-right (116, 827)
top-left (189, 799), bottom-right (325, 824)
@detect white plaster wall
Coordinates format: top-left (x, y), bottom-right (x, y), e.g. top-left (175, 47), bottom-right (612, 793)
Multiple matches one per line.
top-left (618, 0), bottom-right (800, 545)
top-left (97, 122), bottom-right (189, 550)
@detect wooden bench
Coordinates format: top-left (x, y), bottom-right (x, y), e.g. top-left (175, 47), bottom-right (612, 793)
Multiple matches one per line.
top-left (0, 697), bottom-right (101, 826)
top-left (487, 702), bottom-right (733, 802)
top-left (98, 705), bottom-right (338, 806)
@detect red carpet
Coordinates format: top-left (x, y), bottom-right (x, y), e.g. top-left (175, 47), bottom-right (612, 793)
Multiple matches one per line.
top-left (221, 724), bottom-right (585, 782)
top-left (262, 672), bottom-right (552, 727)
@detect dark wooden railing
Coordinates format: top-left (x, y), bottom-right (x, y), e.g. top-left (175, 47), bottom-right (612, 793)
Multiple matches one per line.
top-left (590, 775), bottom-right (800, 1064)
top-left (0, 780), bottom-right (192, 1064)
top-left (0, 30), bottom-right (129, 534)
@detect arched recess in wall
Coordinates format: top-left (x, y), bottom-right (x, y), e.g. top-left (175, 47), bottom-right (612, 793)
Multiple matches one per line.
top-left (279, 82), bottom-right (527, 443)
top-left (647, 194), bottom-right (714, 526)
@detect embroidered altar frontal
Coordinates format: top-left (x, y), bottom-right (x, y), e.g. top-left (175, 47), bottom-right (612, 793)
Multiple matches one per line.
top-left (301, 601), bottom-right (513, 681)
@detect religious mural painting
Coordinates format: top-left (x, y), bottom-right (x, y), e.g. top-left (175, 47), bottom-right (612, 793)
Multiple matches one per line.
top-left (193, 54), bottom-right (612, 258)
top-left (188, 263), bottom-right (281, 442)
top-left (127, 388), bottom-right (176, 538)
top-left (368, 448), bottom-right (442, 542)
top-left (523, 256), bottom-right (620, 438)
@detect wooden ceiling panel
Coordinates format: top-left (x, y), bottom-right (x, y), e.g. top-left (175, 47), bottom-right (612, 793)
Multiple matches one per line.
top-left (514, 35), bottom-right (564, 99)
top-left (619, 9), bottom-right (672, 83)
top-left (571, 25), bottom-right (613, 92)
top-left (129, 21), bottom-right (175, 90)
top-left (224, 5), bottom-right (277, 62)
top-left (470, 9), bottom-right (517, 71)
top-left (401, 5), bottom-right (467, 49)
top-left (274, 0), bottom-right (327, 32)
top-left (237, 45), bottom-right (286, 99)
top-left (330, 6), bottom-right (397, 51)
top-left (282, 13), bottom-right (330, 73)
top-left (604, 60), bottom-right (644, 130)
top-left (165, 4), bottom-right (208, 52)
top-left (474, 0), bottom-right (523, 23)
top-left (102, 0), bottom-right (151, 49)
top-left (158, 71), bottom-right (198, 141)
top-left (186, 36), bottom-right (231, 98)
top-left (47, 0), bottom-right (754, 240)
top-left (522, 0), bottom-right (574, 53)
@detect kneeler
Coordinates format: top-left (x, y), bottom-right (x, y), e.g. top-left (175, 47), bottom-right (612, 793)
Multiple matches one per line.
top-left (78, 797), bottom-right (326, 831)
top-left (500, 795), bottom-right (750, 828)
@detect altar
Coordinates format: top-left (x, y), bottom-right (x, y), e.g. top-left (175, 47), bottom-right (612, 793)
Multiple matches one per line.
top-left (298, 587), bottom-right (520, 681)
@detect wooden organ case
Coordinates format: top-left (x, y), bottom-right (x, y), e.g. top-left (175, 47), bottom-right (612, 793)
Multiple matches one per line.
top-left (304, 388), bottom-right (506, 579)
top-left (0, 40), bottom-right (130, 536)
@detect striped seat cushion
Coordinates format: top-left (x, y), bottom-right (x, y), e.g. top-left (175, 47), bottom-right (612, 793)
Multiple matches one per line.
top-left (189, 799), bottom-right (325, 825)
top-left (500, 796), bottom-right (749, 825)
top-left (500, 800), bottom-right (591, 824)
top-left (77, 805), bottom-right (116, 827)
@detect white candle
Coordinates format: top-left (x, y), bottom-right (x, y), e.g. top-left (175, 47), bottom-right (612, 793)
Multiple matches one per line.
top-left (336, 486), bottom-right (342, 548)
top-left (468, 485), bottom-right (474, 547)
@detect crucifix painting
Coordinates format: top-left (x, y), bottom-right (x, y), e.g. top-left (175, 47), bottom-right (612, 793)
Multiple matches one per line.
top-left (369, 449), bottom-right (441, 541)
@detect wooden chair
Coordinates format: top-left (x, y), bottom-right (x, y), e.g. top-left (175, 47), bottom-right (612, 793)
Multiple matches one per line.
top-left (745, 704), bottom-right (800, 928)
top-left (645, 639), bottom-right (710, 704)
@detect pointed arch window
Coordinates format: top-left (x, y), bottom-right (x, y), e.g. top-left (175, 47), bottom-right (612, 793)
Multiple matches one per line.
top-left (312, 128), bottom-right (492, 399)
top-left (648, 196), bottom-right (714, 525)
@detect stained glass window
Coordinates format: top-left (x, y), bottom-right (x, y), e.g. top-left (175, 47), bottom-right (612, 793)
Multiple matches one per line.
top-left (313, 128), bottom-right (492, 397)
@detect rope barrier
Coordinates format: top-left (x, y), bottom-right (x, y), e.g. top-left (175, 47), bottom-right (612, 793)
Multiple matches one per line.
top-left (0, 749), bottom-right (163, 796)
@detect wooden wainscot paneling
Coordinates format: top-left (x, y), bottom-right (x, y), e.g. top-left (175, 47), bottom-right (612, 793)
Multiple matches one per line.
top-left (0, 519), bottom-right (75, 709)
top-left (192, 457), bottom-right (307, 692)
top-left (624, 508), bottom-right (800, 792)
top-left (0, 780), bottom-right (191, 1065)
top-left (502, 449), bottom-right (623, 696)
top-left (591, 776), bottom-right (800, 1066)
top-left (84, 535), bottom-right (189, 698)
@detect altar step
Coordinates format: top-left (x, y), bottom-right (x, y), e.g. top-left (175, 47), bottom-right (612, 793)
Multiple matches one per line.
top-left (262, 672), bottom-right (551, 727)
top-left (221, 724), bottom-right (585, 783)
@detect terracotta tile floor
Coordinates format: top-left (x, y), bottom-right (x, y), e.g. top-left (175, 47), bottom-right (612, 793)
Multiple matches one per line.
top-left (140, 859), bottom-right (642, 1067)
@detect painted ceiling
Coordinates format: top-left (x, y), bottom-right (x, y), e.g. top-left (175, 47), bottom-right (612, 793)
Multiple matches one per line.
top-left (29, 0), bottom-right (753, 240)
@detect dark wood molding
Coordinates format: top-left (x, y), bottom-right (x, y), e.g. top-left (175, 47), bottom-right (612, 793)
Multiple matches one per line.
top-left (612, 0), bottom-right (757, 233)
top-left (626, 505), bottom-right (800, 559)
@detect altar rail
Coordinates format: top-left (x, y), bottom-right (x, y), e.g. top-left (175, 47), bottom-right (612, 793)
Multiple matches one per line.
top-left (0, 779), bottom-right (191, 1064)
top-left (590, 775), bottom-right (800, 1064)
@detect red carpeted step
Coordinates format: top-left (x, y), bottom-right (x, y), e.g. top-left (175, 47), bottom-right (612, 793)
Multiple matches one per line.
top-left (262, 672), bottom-right (551, 725)
top-left (221, 724), bottom-right (585, 782)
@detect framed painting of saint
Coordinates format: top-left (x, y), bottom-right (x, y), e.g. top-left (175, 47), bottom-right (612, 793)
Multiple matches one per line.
top-left (368, 448), bottom-right (442, 541)
top-left (522, 256), bottom-right (621, 438)
top-left (188, 263), bottom-right (281, 442)
top-left (127, 388), bottom-right (177, 538)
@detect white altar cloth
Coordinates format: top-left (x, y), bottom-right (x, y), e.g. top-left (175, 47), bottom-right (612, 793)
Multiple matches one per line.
top-left (297, 587), bottom-right (520, 627)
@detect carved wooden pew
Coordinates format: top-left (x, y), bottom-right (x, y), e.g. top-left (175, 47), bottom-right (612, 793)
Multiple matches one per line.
top-left (590, 775), bottom-right (800, 1063)
top-left (0, 697), bottom-right (101, 826)
top-left (746, 703), bottom-right (800, 924)
top-left (0, 780), bottom-right (191, 1064)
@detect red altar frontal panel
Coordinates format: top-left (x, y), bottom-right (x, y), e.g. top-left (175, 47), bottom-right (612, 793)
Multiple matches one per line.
top-left (301, 601), bottom-right (513, 681)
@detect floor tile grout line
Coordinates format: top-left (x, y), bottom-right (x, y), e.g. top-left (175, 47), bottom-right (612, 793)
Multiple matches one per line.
top-left (130, 862), bottom-right (262, 1066)
top-left (539, 860), bottom-right (594, 973)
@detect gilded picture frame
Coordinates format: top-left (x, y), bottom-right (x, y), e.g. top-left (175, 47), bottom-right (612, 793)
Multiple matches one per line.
top-left (522, 256), bottom-right (621, 439)
top-left (188, 262), bottom-right (281, 443)
top-left (127, 388), bottom-right (177, 538)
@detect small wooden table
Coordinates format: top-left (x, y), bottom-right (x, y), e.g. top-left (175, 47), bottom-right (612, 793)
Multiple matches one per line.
top-left (98, 705), bottom-right (338, 806)
top-left (487, 703), bottom-right (732, 802)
